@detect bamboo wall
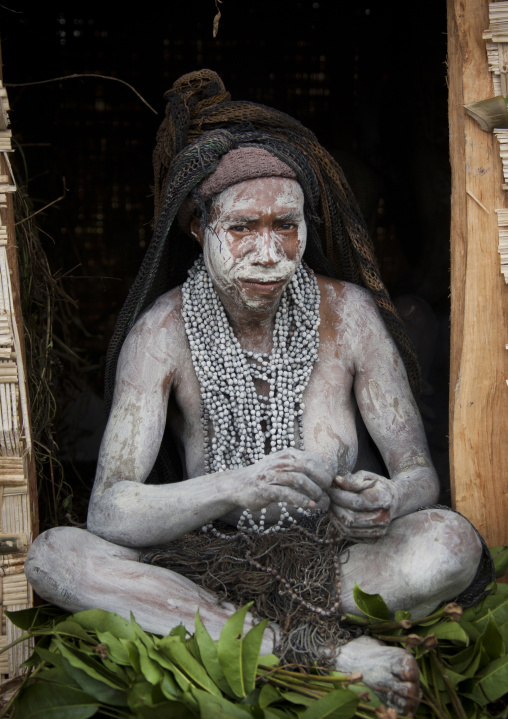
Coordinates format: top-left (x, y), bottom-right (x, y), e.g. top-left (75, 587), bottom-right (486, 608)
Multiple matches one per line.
top-left (0, 81), bottom-right (37, 679)
top-left (448, 0), bottom-right (508, 547)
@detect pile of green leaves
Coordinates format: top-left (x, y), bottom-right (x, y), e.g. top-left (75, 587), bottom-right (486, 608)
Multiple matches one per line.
top-left (2, 604), bottom-right (380, 719)
top-left (2, 546), bottom-right (508, 719)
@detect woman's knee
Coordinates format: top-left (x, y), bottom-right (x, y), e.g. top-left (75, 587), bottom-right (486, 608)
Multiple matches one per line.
top-left (417, 508), bottom-right (483, 589)
top-left (25, 527), bottom-right (89, 604)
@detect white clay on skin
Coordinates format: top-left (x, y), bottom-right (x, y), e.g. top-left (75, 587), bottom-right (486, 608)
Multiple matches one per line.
top-left (203, 178), bottom-right (307, 312)
top-left (25, 172), bottom-right (484, 717)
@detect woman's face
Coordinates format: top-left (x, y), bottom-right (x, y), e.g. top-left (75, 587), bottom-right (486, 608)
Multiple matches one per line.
top-left (191, 177), bottom-right (307, 314)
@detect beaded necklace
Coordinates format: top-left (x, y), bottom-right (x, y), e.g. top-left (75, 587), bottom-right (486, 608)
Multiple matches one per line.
top-left (181, 255), bottom-right (321, 534)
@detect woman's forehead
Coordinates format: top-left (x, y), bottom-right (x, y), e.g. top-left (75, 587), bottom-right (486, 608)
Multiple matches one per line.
top-left (211, 177), bottom-right (305, 218)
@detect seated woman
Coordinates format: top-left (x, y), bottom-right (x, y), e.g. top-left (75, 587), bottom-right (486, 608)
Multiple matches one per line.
top-left (25, 70), bottom-right (491, 715)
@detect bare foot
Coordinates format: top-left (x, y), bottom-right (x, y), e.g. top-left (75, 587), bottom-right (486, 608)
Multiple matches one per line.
top-left (335, 636), bottom-right (420, 715)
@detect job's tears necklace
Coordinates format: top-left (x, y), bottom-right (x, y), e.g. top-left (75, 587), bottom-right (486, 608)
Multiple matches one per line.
top-left (181, 255), bottom-right (320, 534)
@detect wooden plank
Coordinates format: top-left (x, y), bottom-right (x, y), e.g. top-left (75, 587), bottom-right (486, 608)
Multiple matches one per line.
top-left (448, 0), bottom-right (508, 546)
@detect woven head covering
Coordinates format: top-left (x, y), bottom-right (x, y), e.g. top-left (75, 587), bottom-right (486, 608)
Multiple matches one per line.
top-left (105, 69), bottom-right (420, 484)
top-left (178, 147), bottom-right (297, 234)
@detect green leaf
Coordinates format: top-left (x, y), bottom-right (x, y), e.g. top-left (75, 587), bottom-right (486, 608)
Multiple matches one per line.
top-left (217, 603), bottom-right (252, 698)
top-left (124, 641), bottom-right (142, 677)
top-left (474, 592), bottom-right (508, 635)
top-left (476, 653), bottom-right (508, 701)
top-left (191, 686), bottom-right (253, 718)
top-left (146, 642), bottom-right (178, 672)
top-left (160, 671), bottom-right (183, 700)
top-left (128, 679), bottom-right (191, 718)
top-left (38, 666), bottom-right (89, 692)
top-left (131, 616), bottom-right (159, 650)
top-left (54, 620), bottom-right (95, 644)
top-left (395, 609), bottom-right (412, 622)
top-left (137, 640), bottom-right (164, 685)
top-left (482, 582), bottom-right (508, 602)
top-left (461, 684), bottom-right (491, 708)
top-left (497, 619), bottom-right (508, 648)
top-left (147, 644), bottom-right (190, 692)
top-left (258, 683), bottom-right (283, 708)
top-left (480, 613), bottom-right (505, 661)
top-left (134, 704), bottom-right (194, 719)
top-left (441, 667), bottom-right (467, 688)
top-left (459, 620), bottom-right (481, 643)
top-left (12, 681), bottom-right (99, 719)
top-left (53, 638), bottom-right (127, 690)
top-left (186, 635), bottom-right (201, 661)
top-left (265, 710), bottom-right (299, 719)
top-left (170, 624), bottom-right (189, 641)
top-left (96, 630), bottom-right (131, 665)
top-left (34, 645), bottom-right (66, 668)
top-left (447, 644), bottom-right (479, 675)
top-left (61, 655), bottom-right (128, 707)
top-left (420, 620), bottom-right (470, 645)
top-left (352, 584), bottom-right (390, 621)
top-left (282, 691), bottom-right (315, 707)
top-left (345, 683), bottom-right (381, 707)
top-left (5, 605), bottom-right (67, 631)
top-left (72, 609), bottom-right (136, 640)
top-left (158, 634), bottom-right (222, 696)
top-left (490, 545), bottom-right (508, 578)
top-left (194, 609), bottom-right (231, 695)
top-left (299, 689), bottom-right (359, 718)
top-left (242, 619), bottom-right (268, 696)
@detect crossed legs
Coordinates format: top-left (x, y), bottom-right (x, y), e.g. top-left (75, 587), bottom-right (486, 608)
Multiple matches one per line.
top-left (25, 508), bottom-right (483, 713)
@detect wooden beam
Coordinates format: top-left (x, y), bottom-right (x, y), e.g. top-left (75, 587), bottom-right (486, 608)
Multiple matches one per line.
top-left (448, 0), bottom-right (508, 546)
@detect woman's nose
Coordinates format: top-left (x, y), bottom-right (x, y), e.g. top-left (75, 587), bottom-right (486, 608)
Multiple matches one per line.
top-left (252, 231), bottom-right (280, 265)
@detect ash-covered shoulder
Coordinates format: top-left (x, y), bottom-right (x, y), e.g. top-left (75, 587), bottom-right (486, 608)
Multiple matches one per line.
top-left (118, 286), bottom-right (187, 367)
top-left (316, 275), bottom-right (384, 324)
top-left (133, 286), bottom-right (184, 330)
top-left (315, 275), bottom-right (396, 367)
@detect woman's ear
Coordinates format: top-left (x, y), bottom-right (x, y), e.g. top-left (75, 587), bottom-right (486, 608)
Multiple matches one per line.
top-left (189, 216), bottom-right (204, 247)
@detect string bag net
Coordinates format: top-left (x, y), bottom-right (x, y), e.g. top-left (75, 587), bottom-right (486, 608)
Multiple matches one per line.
top-left (140, 515), bottom-right (362, 666)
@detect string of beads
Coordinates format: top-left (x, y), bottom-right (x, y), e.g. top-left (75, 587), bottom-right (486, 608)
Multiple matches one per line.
top-left (181, 256), bottom-right (321, 535)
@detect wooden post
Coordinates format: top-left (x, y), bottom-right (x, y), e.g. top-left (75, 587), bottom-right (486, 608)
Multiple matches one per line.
top-left (448, 0), bottom-right (508, 547)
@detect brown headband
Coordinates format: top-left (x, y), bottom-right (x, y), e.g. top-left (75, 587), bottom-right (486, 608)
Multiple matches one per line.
top-left (178, 147), bottom-right (297, 234)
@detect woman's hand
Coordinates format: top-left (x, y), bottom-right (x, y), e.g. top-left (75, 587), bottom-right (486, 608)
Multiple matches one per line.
top-left (328, 470), bottom-right (400, 539)
top-left (230, 448), bottom-right (333, 511)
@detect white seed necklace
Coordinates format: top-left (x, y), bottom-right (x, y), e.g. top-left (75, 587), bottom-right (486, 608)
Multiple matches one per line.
top-left (181, 255), bottom-right (321, 535)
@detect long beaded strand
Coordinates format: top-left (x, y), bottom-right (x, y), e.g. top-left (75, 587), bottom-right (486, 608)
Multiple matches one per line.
top-left (181, 255), bottom-right (321, 534)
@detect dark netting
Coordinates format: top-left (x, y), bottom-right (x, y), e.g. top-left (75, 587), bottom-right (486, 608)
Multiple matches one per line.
top-left (104, 69), bottom-right (421, 485)
top-left (140, 515), bottom-right (361, 666)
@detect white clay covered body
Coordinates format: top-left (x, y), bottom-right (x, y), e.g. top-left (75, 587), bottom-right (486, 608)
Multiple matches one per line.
top-left (26, 178), bottom-right (483, 714)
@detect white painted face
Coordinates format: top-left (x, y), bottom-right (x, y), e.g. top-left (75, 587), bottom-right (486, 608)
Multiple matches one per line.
top-left (194, 177), bottom-right (307, 313)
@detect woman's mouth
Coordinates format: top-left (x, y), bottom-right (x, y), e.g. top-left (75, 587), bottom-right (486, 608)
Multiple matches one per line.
top-left (240, 279), bottom-right (286, 294)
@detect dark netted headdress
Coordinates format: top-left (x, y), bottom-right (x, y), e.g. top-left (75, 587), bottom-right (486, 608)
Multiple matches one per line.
top-left (104, 69), bottom-right (420, 483)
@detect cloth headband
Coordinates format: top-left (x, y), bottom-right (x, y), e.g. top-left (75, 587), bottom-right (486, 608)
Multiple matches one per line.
top-left (178, 147), bottom-right (297, 234)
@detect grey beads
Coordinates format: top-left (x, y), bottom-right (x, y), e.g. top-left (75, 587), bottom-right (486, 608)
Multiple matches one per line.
top-left (181, 255), bottom-right (321, 533)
